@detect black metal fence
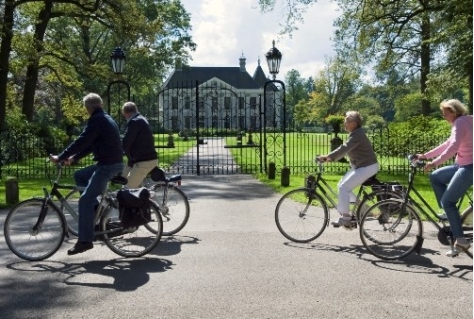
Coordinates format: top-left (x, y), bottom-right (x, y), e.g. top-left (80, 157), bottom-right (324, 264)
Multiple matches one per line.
top-left (0, 126), bottom-right (448, 180)
top-left (0, 81), bottom-right (450, 179)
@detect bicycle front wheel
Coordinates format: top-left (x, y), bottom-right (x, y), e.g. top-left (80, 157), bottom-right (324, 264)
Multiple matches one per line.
top-left (151, 184), bottom-right (190, 236)
top-left (275, 188), bottom-right (329, 243)
top-left (4, 199), bottom-right (66, 261)
top-left (359, 199), bottom-right (423, 260)
top-left (102, 200), bottom-right (163, 257)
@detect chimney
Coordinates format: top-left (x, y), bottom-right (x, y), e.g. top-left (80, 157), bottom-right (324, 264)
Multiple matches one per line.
top-left (239, 53), bottom-right (246, 72)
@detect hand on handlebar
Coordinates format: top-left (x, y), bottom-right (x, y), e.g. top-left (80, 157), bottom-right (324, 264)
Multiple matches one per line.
top-left (315, 156), bottom-right (330, 163)
top-left (49, 154), bottom-right (74, 166)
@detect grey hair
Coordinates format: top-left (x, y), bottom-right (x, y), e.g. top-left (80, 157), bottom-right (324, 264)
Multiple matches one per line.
top-left (440, 99), bottom-right (468, 117)
top-left (345, 111), bottom-right (362, 128)
top-left (83, 93), bottom-right (103, 110)
top-left (122, 101), bottom-right (138, 114)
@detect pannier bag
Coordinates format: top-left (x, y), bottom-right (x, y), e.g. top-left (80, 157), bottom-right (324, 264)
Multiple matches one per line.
top-left (116, 188), bottom-right (152, 228)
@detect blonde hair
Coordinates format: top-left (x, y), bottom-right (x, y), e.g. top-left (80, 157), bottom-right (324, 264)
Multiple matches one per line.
top-left (345, 111), bottom-right (362, 128)
top-left (440, 99), bottom-right (468, 117)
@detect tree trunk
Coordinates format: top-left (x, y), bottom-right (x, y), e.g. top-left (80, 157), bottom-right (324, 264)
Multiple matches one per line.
top-left (21, 1), bottom-right (53, 121)
top-left (420, 14), bottom-right (431, 116)
top-left (0, 1), bottom-right (16, 131)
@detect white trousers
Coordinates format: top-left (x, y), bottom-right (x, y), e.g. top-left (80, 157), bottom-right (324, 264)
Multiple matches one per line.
top-left (337, 163), bottom-right (380, 217)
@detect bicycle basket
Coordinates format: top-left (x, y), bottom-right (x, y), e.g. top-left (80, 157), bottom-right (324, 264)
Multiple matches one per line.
top-left (117, 188), bottom-right (152, 228)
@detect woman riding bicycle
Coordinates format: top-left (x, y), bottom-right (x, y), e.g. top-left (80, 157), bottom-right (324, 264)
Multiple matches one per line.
top-left (415, 99), bottom-right (473, 256)
top-left (318, 111), bottom-right (379, 229)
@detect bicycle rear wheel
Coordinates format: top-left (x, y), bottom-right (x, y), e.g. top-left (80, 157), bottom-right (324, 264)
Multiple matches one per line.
top-left (4, 199), bottom-right (66, 261)
top-left (151, 184), bottom-right (190, 236)
top-left (355, 188), bottom-right (404, 222)
top-left (102, 200), bottom-right (163, 257)
top-left (359, 199), bottom-right (423, 260)
top-left (275, 188), bottom-right (328, 243)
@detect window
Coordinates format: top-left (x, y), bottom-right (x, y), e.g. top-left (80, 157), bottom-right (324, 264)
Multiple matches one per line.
top-left (239, 97), bottom-right (245, 109)
top-left (212, 116), bottom-right (218, 129)
top-left (250, 97), bottom-right (256, 109)
top-left (212, 97), bottom-right (218, 111)
top-left (184, 96), bottom-right (190, 109)
top-left (172, 97), bottom-right (178, 110)
top-left (185, 116), bottom-right (192, 128)
top-left (224, 97), bottom-right (231, 110)
top-left (239, 116), bottom-right (245, 130)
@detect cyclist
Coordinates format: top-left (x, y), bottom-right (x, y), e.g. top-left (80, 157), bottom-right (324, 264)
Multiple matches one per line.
top-left (51, 93), bottom-right (124, 255)
top-left (121, 102), bottom-right (158, 188)
top-left (317, 111), bottom-right (379, 229)
top-left (415, 99), bottom-right (473, 256)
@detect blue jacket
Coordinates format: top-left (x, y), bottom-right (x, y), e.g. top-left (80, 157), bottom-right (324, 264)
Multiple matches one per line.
top-left (58, 108), bottom-right (123, 165)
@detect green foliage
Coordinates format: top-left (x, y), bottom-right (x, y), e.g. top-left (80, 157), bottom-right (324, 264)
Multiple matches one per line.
top-left (372, 116), bottom-right (450, 157)
top-left (325, 114), bottom-right (345, 125)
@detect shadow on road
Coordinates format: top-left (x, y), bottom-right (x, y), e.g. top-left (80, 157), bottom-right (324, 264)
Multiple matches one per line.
top-left (152, 235), bottom-right (200, 257)
top-left (283, 241), bottom-right (472, 281)
top-left (6, 257), bottom-right (172, 291)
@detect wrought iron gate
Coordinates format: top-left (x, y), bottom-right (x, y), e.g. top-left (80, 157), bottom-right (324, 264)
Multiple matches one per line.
top-left (131, 80), bottom-right (286, 175)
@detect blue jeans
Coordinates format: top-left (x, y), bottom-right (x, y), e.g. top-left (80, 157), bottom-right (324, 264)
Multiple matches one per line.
top-left (429, 163), bottom-right (473, 239)
top-left (74, 163), bottom-right (123, 242)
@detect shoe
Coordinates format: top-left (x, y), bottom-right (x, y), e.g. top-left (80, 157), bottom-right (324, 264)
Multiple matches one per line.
top-left (67, 241), bottom-right (93, 255)
top-left (455, 238), bottom-right (470, 252)
top-left (437, 212), bottom-right (448, 220)
top-left (446, 238), bottom-right (470, 257)
top-left (446, 248), bottom-right (460, 257)
top-left (331, 217), bottom-right (355, 229)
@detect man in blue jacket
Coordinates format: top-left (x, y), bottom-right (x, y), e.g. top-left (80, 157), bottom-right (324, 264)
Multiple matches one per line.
top-left (51, 93), bottom-right (123, 255)
top-left (121, 101), bottom-right (158, 188)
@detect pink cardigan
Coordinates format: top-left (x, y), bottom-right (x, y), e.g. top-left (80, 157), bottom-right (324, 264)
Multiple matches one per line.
top-left (424, 115), bottom-right (473, 166)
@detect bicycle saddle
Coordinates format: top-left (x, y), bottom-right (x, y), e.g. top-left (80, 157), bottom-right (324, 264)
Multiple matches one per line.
top-left (150, 166), bottom-right (181, 183)
top-left (362, 175), bottom-right (380, 186)
top-left (111, 175), bottom-right (128, 185)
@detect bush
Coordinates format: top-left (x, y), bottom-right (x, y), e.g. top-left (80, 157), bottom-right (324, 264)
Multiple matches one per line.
top-left (371, 115), bottom-right (449, 157)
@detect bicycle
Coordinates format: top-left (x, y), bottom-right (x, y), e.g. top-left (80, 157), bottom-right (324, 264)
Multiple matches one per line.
top-left (4, 162), bottom-right (163, 261)
top-left (275, 159), bottom-right (404, 243)
top-left (65, 166), bottom-right (190, 237)
top-left (144, 166), bottom-right (190, 236)
top-left (359, 156), bottom-right (473, 260)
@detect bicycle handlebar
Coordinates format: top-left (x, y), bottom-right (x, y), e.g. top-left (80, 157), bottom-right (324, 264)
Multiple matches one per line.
top-left (408, 154), bottom-right (425, 168)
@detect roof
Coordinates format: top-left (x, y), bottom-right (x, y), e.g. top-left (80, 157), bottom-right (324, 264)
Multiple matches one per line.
top-left (163, 66), bottom-right (262, 90)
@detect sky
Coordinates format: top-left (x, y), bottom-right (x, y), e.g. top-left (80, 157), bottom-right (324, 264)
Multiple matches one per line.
top-left (179, 0), bottom-right (340, 81)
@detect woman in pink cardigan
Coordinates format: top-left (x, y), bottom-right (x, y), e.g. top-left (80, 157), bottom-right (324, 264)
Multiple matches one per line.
top-left (416, 99), bottom-right (473, 256)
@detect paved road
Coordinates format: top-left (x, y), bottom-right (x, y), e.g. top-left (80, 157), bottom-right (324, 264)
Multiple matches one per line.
top-left (0, 175), bottom-right (472, 319)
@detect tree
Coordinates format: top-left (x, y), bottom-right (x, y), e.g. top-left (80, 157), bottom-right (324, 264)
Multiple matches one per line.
top-left (257, 0), bottom-right (473, 114)
top-left (284, 69), bottom-right (308, 126)
top-left (294, 56), bottom-right (361, 124)
top-left (0, 0), bottom-right (195, 130)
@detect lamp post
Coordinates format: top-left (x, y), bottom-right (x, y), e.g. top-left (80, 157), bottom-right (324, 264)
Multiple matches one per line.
top-left (265, 40), bottom-right (282, 80)
top-left (263, 40), bottom-right (288, 186)
top-left (107, 47), bottom-right (131, 128)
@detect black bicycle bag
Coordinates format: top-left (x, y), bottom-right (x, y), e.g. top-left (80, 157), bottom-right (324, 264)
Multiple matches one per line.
top-left (116, 188), bottom-right (151, 228)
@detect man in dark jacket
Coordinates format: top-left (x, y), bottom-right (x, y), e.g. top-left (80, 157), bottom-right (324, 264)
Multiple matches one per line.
top-left (51, 93), bottom-right (123, 255)
top-left (121, 101), bottom-right (158, 188)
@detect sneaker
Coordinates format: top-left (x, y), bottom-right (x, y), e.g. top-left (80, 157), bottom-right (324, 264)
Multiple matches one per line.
top-left (437, 211), bottom-right (448, 220)
top-left (446, 248), bottom-right (460, 257)
top-left (455, 238), bottom-right (471, 251)
top-left (446, 238), bottom-right (470, 257)
top-left (331, 217), bottom-right (355, 229)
